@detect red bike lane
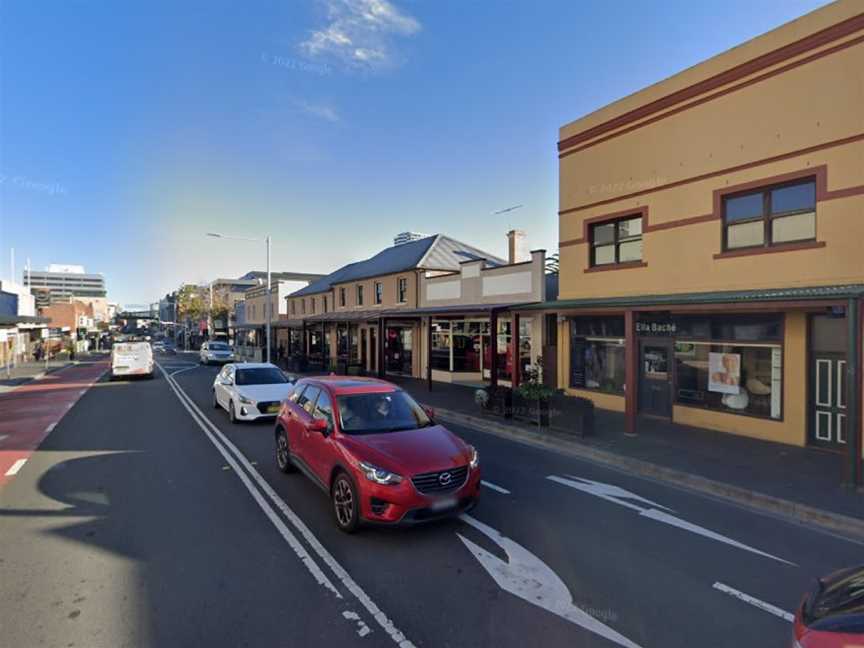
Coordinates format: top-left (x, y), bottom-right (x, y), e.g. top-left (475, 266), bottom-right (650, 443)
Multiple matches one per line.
top-left (0, 361), bottom-right (109, 487)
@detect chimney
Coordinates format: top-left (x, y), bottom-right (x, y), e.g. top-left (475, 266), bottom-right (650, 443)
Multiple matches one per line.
top-left (506, 229), bottom-right (529, 264)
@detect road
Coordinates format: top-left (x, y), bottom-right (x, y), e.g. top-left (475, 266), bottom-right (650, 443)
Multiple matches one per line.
top-left (1, 351), bottom-right (862, 647)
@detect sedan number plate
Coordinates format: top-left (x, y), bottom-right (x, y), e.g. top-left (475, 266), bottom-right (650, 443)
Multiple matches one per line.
top-left (430, 496), bottom-right (458, 512)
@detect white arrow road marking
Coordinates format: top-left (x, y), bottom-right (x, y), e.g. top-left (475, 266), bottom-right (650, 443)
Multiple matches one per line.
top-left (481, 480), bottom-right (510, 494)
top-left (640, 508), bottom-right (795, 565)
top-left (548, 475), bottom-right (795, 566)
top-left (458, 514), bottom-right (643, 648)
top-left (712, 582), bottom-right (794, 622)
top-left (554, 475), bottom-right (674, 512)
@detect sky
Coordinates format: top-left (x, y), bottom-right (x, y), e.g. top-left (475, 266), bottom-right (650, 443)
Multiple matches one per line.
top-left (0, 0), bottom-right (831, 307)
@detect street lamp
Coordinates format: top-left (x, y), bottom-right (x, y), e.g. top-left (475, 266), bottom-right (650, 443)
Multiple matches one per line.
top-left (206, 232), bottom-right (272, 363)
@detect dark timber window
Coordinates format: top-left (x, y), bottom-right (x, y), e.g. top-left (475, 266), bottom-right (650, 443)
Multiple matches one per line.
top-left (590, 215), bottom-right (643, 266)
top-left (723, 178), bottom-right (816, 250)
top-left (397, 277), bottom-right (408, 303)
top-left (339, 287), bottom-right (346, 307)
top-left (356, 284), bottom-right (364, 306)
top-left (374, 282), bottom-right (383, 304)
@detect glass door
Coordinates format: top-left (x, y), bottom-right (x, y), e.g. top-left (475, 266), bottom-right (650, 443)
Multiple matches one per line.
top-left (639, 340), bottom-right (672, 417)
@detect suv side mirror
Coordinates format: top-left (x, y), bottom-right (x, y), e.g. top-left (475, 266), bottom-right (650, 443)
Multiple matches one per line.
top-left (308, 418), bottom-right (329, 435)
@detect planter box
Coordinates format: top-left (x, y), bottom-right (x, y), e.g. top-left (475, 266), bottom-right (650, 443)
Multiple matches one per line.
top-left (548, 393), bottom-right (594, 437)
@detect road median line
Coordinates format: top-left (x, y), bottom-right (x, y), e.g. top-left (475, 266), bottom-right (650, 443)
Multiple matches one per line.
top-left (158, 362), bottom-right (416, 648)
top-left (430, 407), bottom-right (864, 543)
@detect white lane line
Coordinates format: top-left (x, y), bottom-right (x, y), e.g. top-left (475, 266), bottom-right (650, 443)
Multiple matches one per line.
top-left (158, 366), bottom-right (342, 599)
top-left (158, 363), bottom-right (415, 648)
top-left (342, 611), bottom-right (372, 638)
top-left (481, 480), bottom-right (510, 495)
top-left (44, 422), bottom-right (57, 434)
top-left (712, 582), bottom-right (794, 623)
top-left (0, 434), bottom-right (8, 443)
top-left (170, 366), bottom-right (199, 377)
top-left (5, 459), bottom-right (27, 476)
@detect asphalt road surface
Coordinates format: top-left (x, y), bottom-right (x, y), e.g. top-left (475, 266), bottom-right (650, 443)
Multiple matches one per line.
top-left (2, 351), bottom-right (862, 648)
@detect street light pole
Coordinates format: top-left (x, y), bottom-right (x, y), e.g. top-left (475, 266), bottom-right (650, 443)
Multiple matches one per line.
top-left (266, 235), bottom-right (271, 364)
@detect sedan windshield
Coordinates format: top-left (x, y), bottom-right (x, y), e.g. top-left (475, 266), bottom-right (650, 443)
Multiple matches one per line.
top-left (235, 368), bottom-right (288, 385)
top-left (336, 390), bottom-right (431, 435)
top-left (209, 342), bottom-right (229, 351)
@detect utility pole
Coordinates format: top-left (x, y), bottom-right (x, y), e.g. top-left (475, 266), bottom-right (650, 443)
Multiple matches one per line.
top-left (266, 235), bottom-right (272, 364)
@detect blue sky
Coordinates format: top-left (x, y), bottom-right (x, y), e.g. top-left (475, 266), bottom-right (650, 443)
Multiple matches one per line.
top-left (0, 0), bottom-right (829, 306)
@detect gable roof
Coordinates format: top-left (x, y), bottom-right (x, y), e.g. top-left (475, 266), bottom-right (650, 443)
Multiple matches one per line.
top-left (289, 235), bottom-right (507, 297)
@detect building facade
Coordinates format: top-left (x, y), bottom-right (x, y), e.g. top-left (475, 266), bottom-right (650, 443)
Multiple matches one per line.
top-left (24, 265), bottom-right (106, 304)
top-left (539, 1), bottom-right (863, 483)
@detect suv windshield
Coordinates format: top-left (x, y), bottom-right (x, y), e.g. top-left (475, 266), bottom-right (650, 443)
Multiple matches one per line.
top-left (235, 367), bottom-right (288, 385)
top-left (336, 390), bottom-right (432, 435)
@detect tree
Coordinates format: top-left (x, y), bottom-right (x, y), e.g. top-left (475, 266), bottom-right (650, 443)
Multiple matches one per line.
top-left (176, 284), bottom-right (207, 323)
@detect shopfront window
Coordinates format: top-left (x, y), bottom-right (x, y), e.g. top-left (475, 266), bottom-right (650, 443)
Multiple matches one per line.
top-left (337, 325), bottom-right (348, 357)
top-left (518, 318), bottom-right (533, 379)
top-left (430, 320), bottom-right (451, 370)
top-left (570, 335), bottom-right (625, 394)
top-left (453, 321), bottom-right (482, 372)
top-left (349, 323), bottom-right (359, 360)
top-left (496, 320), bottom-right (512, 381)
top-left (675, 342), bottom-right (781, 419)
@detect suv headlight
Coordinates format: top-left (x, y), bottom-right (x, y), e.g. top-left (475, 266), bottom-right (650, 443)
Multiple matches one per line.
top-left (358, 461), bottom-right (403, 485)
top-left (238, 395), bottom-right (254, 405)
top-left (469, 446), bottom-right (479, 469)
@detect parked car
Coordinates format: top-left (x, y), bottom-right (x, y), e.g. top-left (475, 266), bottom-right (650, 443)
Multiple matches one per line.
top-left (212, 363), bottom-right (294, 423)
top-left (200, 340), bottom-right (235, 365)
top-left (274, 376), bottom-right (480, 533)
top-left (793, 565), bottom-right (864, 647)
top-left (111, 341), bottom-right (154, 379)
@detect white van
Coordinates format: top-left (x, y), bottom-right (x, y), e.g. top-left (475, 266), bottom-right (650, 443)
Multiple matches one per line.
top-left (111, 341), bottom-right (154, 379)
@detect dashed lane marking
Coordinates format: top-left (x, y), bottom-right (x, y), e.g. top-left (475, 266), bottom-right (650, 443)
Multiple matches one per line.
top-left (5, 459), bottom-right (27, 476)
top-left (481, 480), bottom-right (510, 494)
top-left (712, 582), bottom-right (794, 623)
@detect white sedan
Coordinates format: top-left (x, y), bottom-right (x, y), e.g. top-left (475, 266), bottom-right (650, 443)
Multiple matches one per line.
top-left (212, 363), bottom-right (294, 423)
top-left (200, 340), bottom-right (235, 365)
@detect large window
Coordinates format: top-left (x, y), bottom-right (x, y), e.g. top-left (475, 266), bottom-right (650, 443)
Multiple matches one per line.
top-left (590, 215), bottom-right (643, 266)
top-left (430, 320), bottom-right (451, 370)
top-left (339, 287), bottom-right (346, 307)
top-left (675, 342), bottom-right (781, 419)
top-left (723, 178), bottom-right (816, 250)
top-left (431, 319), bottom-right (489, 373)
top-left (570, 318), bottom-right (626, 394)
top-left (356, 285), bottom-right (364, 306)
top-left (397, 277), bottom-right (408, 303)
top-left (374, 282), bottom-right (383, 305)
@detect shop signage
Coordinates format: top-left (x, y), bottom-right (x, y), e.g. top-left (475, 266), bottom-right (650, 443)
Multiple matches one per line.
top-left (636, 320), bottom-right (677, 336)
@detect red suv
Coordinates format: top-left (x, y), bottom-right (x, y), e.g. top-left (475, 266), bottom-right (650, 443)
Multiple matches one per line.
top-left (274, 376), bottom-right (481, 532)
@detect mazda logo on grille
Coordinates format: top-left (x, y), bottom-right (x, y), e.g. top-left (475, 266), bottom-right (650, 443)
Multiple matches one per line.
top-left (438, 472), bottom-right (452, 486)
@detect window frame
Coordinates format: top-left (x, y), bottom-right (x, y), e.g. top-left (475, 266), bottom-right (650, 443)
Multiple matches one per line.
top-left (356, 284), bottom-right (364, 306)
top-left (374, 281), bottom-right (383, 305)
top-left (589, 214), bottom-right (643, 267)
top-left (722, 177), bottom-right (817, 252)
top-left (339, 287), bottom-right (346, 307)
top-left (397, 277), bottom-right (408, 303)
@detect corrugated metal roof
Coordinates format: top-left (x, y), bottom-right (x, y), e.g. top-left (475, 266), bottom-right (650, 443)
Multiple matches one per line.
top-left (289, 234), bottom-right (506, 297)
top-left (518, 284), bottom-right (864, 311)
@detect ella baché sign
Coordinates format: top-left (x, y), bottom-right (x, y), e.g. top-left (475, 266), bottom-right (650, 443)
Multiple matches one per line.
top-left (635, 320), bottom-right (677, 336)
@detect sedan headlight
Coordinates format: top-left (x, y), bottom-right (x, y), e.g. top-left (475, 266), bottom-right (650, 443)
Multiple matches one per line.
top-left (469, 446), bottom-right (479, 469)
top-left (238, 394), bottom-right (254, 405)
top-left (358, 461), bottom-right (403, 485)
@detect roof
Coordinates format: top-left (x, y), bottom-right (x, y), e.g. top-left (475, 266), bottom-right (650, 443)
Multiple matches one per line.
top-left (300, 375), bottom-right (397, 395)
top-left (518, 284), bottom-right (864, 311)
top-left (0, 315), bottom-right (51, 326)
top-left (289, 234), bottom-right (507, 297)
top-left (240, 270), bottom-right (327, 283)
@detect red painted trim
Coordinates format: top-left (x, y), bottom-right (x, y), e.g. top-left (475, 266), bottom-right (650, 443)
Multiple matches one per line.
top-left (584, 261), bottom-right (648, 273)
top-left (624, 310), bottom-right (637, 435)
top-left (713, 241), bottom-right (826, 259)
top-left (559, 133), bottom-right (864, 216)
top-left (644, 212), bottom-right (716, 233)
top-left (558, 15), bottom-right (864, 154)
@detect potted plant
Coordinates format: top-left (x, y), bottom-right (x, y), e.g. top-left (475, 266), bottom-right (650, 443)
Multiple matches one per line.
top-left (516, 356), bottom-right (555, 429)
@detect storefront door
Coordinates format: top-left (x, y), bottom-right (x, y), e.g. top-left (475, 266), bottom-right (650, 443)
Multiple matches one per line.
top-left (385, 327), bottom-right (413, 375)
top-left (810, 352), bottom-right (847, 449)
top-left (639, 340), bottom-right (672, 417)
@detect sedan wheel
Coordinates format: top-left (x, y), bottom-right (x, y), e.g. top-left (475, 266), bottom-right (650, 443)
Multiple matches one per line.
top-left (275, 428), bottom-right (296, 474)
top-left (332, 473), bottom-right (359, 533)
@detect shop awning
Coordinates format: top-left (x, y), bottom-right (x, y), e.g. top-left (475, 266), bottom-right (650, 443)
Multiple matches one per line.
top-left (0, 315), bottom-right (51, 326)
top-left (380, 303), bottom-right (535, 317)
top-left (516, 284), bottom-right (864, 313)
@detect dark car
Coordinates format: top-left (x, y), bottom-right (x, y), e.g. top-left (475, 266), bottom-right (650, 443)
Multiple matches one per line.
top-left (793, 565), bottom-right (864, 647)
top-left (274, 376), bottom-right (481, 533)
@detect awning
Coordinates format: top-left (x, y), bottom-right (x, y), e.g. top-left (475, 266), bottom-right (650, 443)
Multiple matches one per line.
top-left (516, 284), bottom-right (864, 312)
top-left (0, 315), bottom-right (51, 326)
top-left (380, 303), bottom-right (535, 317)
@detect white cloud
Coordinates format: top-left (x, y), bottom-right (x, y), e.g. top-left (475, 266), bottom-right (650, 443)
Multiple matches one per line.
top-left (299, 0), bottom-right (421, 71)
top-left (293, 99), bottom-right (340, 123)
